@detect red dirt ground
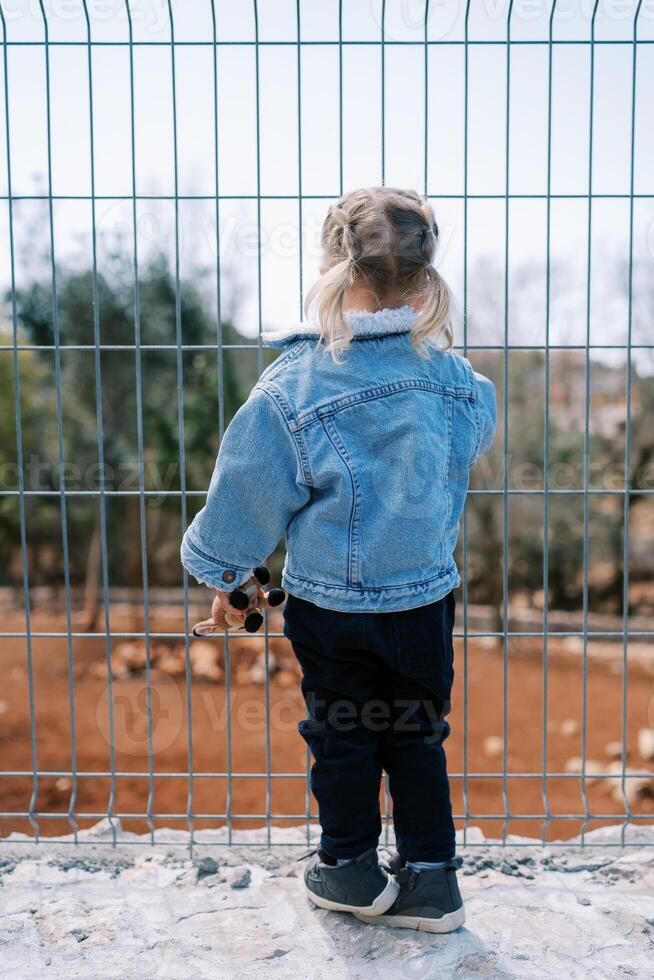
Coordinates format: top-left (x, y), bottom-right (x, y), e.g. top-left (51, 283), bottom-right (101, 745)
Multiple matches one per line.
top-left (1, 607), bottom-right (652, 843)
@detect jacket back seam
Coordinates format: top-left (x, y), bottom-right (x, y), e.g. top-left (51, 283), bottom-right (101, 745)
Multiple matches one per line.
top-left (258, 385), bottom-right (313, 488)
top-left (442, 397), bottom-right (454, 567)
top-left (257, 339), bottom-right (309, 386)
top-left (460, 358), bottom-right (483, 460)
top-left (321, 416), bottom-right (361, 589)
top-left (293, 380), bottom-right (474, 432)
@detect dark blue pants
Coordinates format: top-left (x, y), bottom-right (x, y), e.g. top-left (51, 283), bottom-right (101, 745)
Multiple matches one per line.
top-left (282, 590), bottom-right (457, 863)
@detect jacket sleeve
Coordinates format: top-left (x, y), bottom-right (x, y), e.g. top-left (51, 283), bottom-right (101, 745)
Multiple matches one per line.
top-left (180, 386), bottom-right (311, 591)
top-left (471, 368), bottom-right (497, 464)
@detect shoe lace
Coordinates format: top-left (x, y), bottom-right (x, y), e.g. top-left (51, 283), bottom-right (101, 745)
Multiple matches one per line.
top-left (391, 855), bottom-right (464, 889)
top-left (396, 867), bottom-right (417, 890)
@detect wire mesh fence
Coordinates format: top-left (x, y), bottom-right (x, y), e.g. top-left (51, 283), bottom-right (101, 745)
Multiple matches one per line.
top-left (0, 2), bottom-right (653, 852)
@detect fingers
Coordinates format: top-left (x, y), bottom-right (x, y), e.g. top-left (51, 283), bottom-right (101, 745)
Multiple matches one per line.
top-left (192, 610), bottom-right (245, 635)
top-left (192, 591), bottom-right (247, 636)
top-left (192, 576), bottom-right (274, 637)
top-left (192, 616), bottom-right (219, 637)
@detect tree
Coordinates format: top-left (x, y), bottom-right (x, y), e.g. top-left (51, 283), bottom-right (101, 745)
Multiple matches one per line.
top-left (4, 253), bottom-right (277, 616)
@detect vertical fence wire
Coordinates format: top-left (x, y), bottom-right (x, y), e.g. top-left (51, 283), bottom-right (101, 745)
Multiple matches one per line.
top-left (380, 0), bottom-right (386, 188)
top-left (37, 0), bottom-right (78, 842)
top-left (461, 0), bottom-right (472, 850)
top-left (580, 1), bottom-right (602, 846)
top-left (541, 0), bottom-right (557, 848)
top-left (164, 0), bottom-right (195, 855)
top-left (1, 3), bottom-right (40, 843)
top-left (620, 0), bottom-right (644, 846)
top-left (380, 0), bottom-right (391, 848)
top-left (461, 0), bottom-right (471, 847)
top-left (338, 0), bottom-right (344, 198)
top-left (500, 0), bottom-right (515, 846)
top-left (81, 0), bottom-right (117, 846)
top-left (124, 0), bottom-right (156, 844)
top-left (249, 27), bottom-right (271, 841)
top-left (0, 0), bottom-right (650, 849)
top-left (208, 0), bottom-right (235, 849)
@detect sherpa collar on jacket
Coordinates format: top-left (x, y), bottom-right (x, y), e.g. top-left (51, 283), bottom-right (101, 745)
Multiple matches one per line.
top-left (261, 304), bottom-right (419, 348)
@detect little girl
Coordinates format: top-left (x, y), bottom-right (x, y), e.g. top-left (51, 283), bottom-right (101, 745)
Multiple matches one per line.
top-left (181, 187), bottom-right (496, 934)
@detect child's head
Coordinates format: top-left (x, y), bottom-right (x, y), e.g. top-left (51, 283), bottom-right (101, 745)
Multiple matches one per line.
top-left (305, 187), bottom-right (452, 363)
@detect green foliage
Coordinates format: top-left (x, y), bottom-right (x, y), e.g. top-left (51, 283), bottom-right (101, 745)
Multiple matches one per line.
top-left (2, 258), bottom-right (652, 615)
top-left (1, 256), bottom-right (276, 588)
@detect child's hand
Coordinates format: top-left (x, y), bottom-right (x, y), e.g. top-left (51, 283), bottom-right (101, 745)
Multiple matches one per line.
top-left (192, 576), bottom-right (266, 636)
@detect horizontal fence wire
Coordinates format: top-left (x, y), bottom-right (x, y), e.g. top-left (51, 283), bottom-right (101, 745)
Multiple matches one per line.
top-left (0, 0), bottom-right (652, 853)
top-left (0, 39), bottom-right (653, 47)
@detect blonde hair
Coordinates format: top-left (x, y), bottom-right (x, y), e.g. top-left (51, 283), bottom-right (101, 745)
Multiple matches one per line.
top-left (304, 186), bottom-right (453, 364)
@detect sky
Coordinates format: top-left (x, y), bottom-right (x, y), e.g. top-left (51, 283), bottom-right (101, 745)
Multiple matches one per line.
top-left (0, 0), bottom-right (652, 356)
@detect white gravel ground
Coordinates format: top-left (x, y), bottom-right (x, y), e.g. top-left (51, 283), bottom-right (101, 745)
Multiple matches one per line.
top-left (1, 821), bottom-right (652, 979)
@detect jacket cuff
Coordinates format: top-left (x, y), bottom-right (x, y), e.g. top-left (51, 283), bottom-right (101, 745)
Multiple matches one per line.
top-left (180, 535), bottom-right (254, 592)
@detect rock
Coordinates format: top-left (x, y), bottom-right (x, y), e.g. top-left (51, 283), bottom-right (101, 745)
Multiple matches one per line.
top-left (108, 641), bottom-right (165, 678)
top-left (110, 642), bottom-right (144, 677)
top-left (197, 857), bottom-right (220, 880)
top-left (483, 736), bottom-right (503, 758)
top-left (3, 823), bottom-right (654, 976)
top-left (248, 650), bottom-right (276, 685)
top-left (248, 665), bottom-right (267, 685)
top-left (561, 718), bottom-right (579, 736)
top-left (190, 641), bottom-right (224, 683)
top-left (230, 867), bottom-right (251, 889)
top-left (81, 817), bottom-right (122, 839)
top-left (638, 728), bottom-right (654, 762)
top-left (561, 636), bottom-right (584, 655)
top-left (603, 762), bottom-right (654, 806)
top-left (158, 649), bottom-right (186, 677)
top-left (235, 667), bottom-right (254, 686)
top-left (275, 670), bottom-right (297, 689)
top-left (564, 757), bottom-right (605, 784)
top-left (605, 741), bottom-right (626, 760)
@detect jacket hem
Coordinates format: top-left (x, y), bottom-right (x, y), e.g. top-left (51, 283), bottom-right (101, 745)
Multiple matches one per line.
top-left (281, 566), bottom-right (461, 613)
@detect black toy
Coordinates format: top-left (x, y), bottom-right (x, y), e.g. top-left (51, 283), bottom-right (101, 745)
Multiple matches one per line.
top-left (228, 565), bottom-right (286, 633)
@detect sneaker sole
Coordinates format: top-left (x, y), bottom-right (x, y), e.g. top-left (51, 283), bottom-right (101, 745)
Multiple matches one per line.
top-left (305, 873), bottom-right (400, 916)
top-left (353, 904), bottom-right (466, 934)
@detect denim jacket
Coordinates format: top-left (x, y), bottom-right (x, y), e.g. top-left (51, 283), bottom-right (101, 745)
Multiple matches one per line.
top-left (180, 305), bottom-right (496, 613)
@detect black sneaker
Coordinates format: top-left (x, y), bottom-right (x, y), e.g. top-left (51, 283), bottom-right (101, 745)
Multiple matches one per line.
top-left (354, 855), bottom-right (465, 933)
top-left (303, 848), bottom-right (399, 915)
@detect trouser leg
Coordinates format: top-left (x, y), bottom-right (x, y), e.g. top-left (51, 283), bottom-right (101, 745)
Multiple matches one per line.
top-left (378, 666), bottom-right (456, 862)
top-left (370, 591), bottom-right (457, 863)
top-left (284, 599), bottom-right (383, 860)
